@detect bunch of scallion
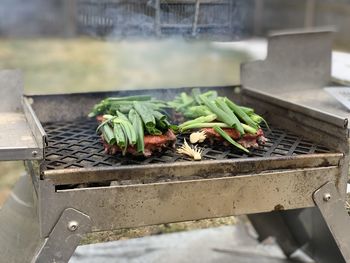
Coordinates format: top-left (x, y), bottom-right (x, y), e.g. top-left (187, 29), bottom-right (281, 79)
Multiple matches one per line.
top-left (88, 95), bottom-right (168, 117)
top-left (89, 96), bottom-right (173, 155)
top-left (169, 88), bottom-right (269, 153)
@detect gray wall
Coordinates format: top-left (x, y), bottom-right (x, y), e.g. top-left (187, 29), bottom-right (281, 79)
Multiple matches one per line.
top-left (0, 0), bottom-right (67, 37)
top-left (254, 0), bottom-right (350, 50)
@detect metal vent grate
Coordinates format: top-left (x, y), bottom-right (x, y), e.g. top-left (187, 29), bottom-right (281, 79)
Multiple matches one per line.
top-left (76, 0), bottom-right (244, 39)
top-left (41, 119), bottom-right (331, 171)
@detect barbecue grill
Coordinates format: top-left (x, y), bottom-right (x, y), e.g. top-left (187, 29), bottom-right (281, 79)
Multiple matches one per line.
top-left (0, 29), bottom-right (349, 263)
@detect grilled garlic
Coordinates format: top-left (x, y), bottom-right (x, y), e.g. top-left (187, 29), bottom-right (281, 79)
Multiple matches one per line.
top-left (177, 139), bottom-right (203, 161)
top-left (189, 130), bottom-right (207, 144)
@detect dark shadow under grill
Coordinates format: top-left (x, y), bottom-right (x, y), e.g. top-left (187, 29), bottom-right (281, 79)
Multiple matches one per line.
top-left (42, 119), bottom-right (331, 171)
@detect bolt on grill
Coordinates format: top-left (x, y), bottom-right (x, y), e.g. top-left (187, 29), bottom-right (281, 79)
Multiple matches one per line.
top-left (42, 119), bottom-right (331, 171)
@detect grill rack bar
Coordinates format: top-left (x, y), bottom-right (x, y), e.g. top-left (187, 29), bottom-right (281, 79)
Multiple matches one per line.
top-left (42, 119), bottom-right (331, 171)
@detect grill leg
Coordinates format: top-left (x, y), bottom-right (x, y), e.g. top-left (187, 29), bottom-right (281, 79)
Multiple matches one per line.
top-left (0, 174), bottom-right (43, 263)
top-left (313, 182), bottom-right (350, 262)
top-left (33, 208), bottom-right (92, 263)
top-left (249, 182), bottom-right (350, 263)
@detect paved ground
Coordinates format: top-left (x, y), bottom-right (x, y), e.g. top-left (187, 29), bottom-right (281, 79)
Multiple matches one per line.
top-left (70, 224), bottom-right (297, 263)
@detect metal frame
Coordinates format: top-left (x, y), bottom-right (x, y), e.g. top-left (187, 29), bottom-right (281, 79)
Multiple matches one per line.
top-left (34, 208), bottom-right (92, 263)
top-left (0, 29), bottom-right (349, 263)
top-left (313, 182), bottom-right (350, 262)
top-left (0, 70), bottom-right (46, 160)
top-left (243, 29), bottom-right (350, 263)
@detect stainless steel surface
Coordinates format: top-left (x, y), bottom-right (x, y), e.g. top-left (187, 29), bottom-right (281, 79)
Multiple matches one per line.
top-left (34, 208), bottom-right (92, 263)
top-left (42, 153), bottom-right (342, 186)
top-left (323, 193), bottom-right (331, 202)
top-left (243, 88), bottom-right (348, 131)
top-left (26, 86), bottom-right (345, 185)
top-left (242, 87), bottom-right (349, 200)
top-left (241, 29), bottom-right (350, 126)
top-left (23, 97), bottom-right (48, 150)
top-left (39, 166), bottom-right (340, 237)
top-left (313, 182), bottom-right (350, 262)
top-left (0, 113), bottom-right (43, 160)
top-left (249, 208), bottom-right (346, 263)
top-left (68, 221), bottom-right (79, 232)
top-left (325, 87), bottom-right (350, 111)
top-left (0, 70), bottom-right (44, 160)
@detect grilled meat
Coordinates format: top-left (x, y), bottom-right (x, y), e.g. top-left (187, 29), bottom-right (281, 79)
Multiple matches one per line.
top-left (102, 129), bottom-right (176, 157)
top-left (201, 128), bottom-right (266, 148)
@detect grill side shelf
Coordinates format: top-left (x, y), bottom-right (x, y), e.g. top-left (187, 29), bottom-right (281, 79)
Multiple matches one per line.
top-left (0, 70), bottom-right (45, 161)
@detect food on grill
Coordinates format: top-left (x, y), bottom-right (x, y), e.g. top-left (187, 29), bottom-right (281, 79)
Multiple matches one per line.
top-left (177, 139), bottom-right (203, 161)
top-left (170, 89), bottom-right (268, 153)
top-left (189, 130), bottom-right (207, 144)
top-left (88, 95), bottom-right (167, 117)
top-left (201, 127), bottom-right (266, 149)
top-left (90, 97), bottom-right (176, 156)
top-left (103, 129), bottom-right (176, 157)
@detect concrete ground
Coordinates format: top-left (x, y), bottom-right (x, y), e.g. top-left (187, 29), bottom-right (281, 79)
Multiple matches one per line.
top-left (70, 224), bottom-right (299, 263)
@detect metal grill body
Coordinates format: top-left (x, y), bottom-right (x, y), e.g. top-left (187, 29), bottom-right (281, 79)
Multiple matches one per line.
top-left (1, 30), bottom-right (350, 263)
top-left (21, 85), bottom-right (346, 240)
top-left (42, 120), bottom-right (331, 171)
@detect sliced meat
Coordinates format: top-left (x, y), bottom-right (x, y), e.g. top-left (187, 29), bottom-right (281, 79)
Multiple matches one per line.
top-left (201, 127), bottom-right (266, 149)
top-left (103, 129), bottom-right (176, 157)
top-left (97, 115), bottom-right (176, 156)
top-left (202, 128), bottom-right (241, 140)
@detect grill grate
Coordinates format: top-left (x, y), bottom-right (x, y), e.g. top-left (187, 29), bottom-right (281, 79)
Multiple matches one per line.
top-left (42, 119), bottom-right (331, 171)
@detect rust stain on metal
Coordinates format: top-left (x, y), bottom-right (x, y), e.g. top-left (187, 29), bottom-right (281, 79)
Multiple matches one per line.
top-left (274, 204), bottom-right (285, 211)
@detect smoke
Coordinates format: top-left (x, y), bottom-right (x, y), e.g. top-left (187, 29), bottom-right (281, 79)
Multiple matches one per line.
top-left (0, 0), bottom-right (62, 37)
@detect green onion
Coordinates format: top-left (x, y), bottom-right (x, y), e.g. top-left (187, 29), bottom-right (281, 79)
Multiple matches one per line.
top-left (215, 97), bottom-right (244, 135)
top-left (114, 120), bottom-right (137, 146)
top-left (213, 125), bottom-right (249, 153)
top-left (178, 92), bottom-right (194, 110)
top-left (133, 101), bottom-right (156, 129)
top-left (128, 109), bottom-right (144, 153)
top-left (113, 123), bottom-right (126, 148)
top-left (202, 90), bottom-right (218, 100)
top-left (249, 113), bottom-right (270, 130)
top-left (181, 122), bottom-right (229, 132)
top-left (200, 95), bottom-right (236, 128)
top-left (240, 106), bottom-right (254, 115)
top-left (107, 95), bottom-right (152, 101)
top-left (146, 126), bottom-right (162, 135)
top-left (179, 114), bottom-right (217, 129)
top-left (184, 105), bottom-right (213, 118)
top-left (153, 111), bottom-right (169, 131)
top-left (96, 117), bottom-right (116, 133)
top-left (119, 104), bottom-right (133, 113)
top-left (224, 98), bottom-right (258, 130)
top-left (152, 110), bottom-right (167, 121)
top-left (241, 123), bottom-right (257, 134)
top-left (102, 124), bottom-right (115, 145)
top-left (191, 88), bottom-right (202, 105)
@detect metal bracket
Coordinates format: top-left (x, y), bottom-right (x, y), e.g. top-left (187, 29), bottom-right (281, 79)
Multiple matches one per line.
top-left (313, 182), bottom-right (350, 262)
top-left (33, 208), bottom-right (92, 263)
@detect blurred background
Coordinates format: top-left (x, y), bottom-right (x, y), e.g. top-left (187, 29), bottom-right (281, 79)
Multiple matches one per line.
top-left (0, 0), bottom-right (349, 238)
